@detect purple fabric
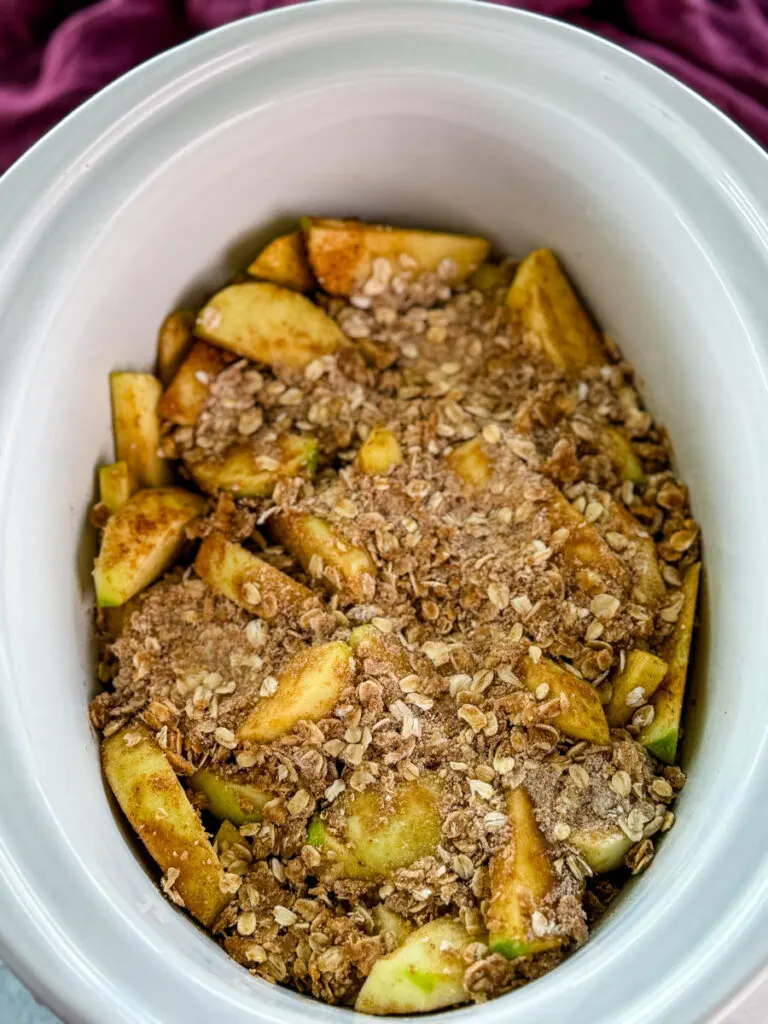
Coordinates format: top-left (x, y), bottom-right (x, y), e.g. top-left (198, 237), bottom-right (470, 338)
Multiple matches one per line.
top-left (1, 0), bottom-right (767, 174)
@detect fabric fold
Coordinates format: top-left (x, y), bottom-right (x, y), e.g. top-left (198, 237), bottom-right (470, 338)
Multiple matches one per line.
top-left (1, 0), bottom-right (766, 173)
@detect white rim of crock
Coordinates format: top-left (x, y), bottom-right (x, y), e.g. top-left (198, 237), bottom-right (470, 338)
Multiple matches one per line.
top-left (0, 3), bottom-right (767, 1023)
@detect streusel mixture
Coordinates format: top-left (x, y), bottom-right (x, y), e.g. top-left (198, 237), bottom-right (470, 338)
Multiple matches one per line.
top-left (90, 222), bottom-right (699, 1014)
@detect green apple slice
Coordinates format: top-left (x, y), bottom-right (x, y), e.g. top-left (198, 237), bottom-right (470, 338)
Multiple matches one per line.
top-left (190, 435), bottom-right (318, 497)
top-left (93, 487), bottom-right (205, 607)
top-left (349, 624), bottom-right (417, 681)
top-left (102, 724), bottom-right (230, 927)
top-left (157, 340), bottom-right (231, 426)
top-left (487, 787), bottom-right (561, 959)
top-left (640, 563), bottom-right (701, 764)
top-left (606, 649), bottom-right (668, 727)
top-left (598, 426), bottom-right (646, 485)
top-left (189, 769), bottom-right (271, 826)
top-left (523, 657), bottom-right (610, 745)
top-left (304, 217), bottom-right (489, 297)
top-left (445, 437), bottom-right (494, 490)
top-left (308, 778), bottom-right (441, 879)
top-left (568, 825), bottom-right (633, 873)
top-left (247, 230), bottom-right (314, 292)
top-left (98, 460), bottom-right (134, 514)
top-left (196, 281), bottom-right (344, 370)
top-left (194, 533), bottom-right (316, 621)
top-left (356, 426), bottom-right (403, 476)
top-left (238, 641), bottom-right (352, 743)
top-left (507, 249), bottom-right (605, 375)
top-left (271, 511), bottom-right (376, 602)
top-left (372, 905), bottom-right (413, 947)
top-left (110, 372), bottom-right (171, 488)
top-left (355, 917), bottom-right (474, 1015)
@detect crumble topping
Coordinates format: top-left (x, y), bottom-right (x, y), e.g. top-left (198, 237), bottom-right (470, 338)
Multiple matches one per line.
top-left (92, 260), bottom-right (697, 1006)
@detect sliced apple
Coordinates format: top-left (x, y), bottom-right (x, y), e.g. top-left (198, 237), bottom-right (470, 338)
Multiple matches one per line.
top-left (308, 778), bottom-right (441, 880)
top-left (358, 337), bottom-right (398, 370)
top-left (445, 437), bottom-right (494, 490)
top-left (214, 818), bottom-right (243, 854)
top-left (640, 563), bottom-right (701, 764)
top-left (523, 657), bottom-right (610, 745)
top-left (157, 341), bottom-right (232, 426)
top-left (487, 787), bottom-right (561, 959)
top-left (304, 217), bottom-right (489, 296)
top-left (196, 282), bottom-right (344, 371)
top-left (189, 435), bottom-right (318, 497)
top-left (93, 487), bottom-right (205, 607)
top-left (189, 768), bottom-right (271, 826)
top-left (349, 624), bottom-right (416, 681)
top-left (598, 427), bottom-right (646, 486)
top-left (110, 372), bottom-right (172, 488)
top-left (356, 426), bottom-right (403, 476)
top-left (355, 917), bottom-right (474, 1015)
top-left (247, 230), bottom-right (314, 291)
top-left (271, 511), bottom-right (376, 602)
top-left (98, 460), bottom-right (135, 515)
top-left (469, 262), bottom-right (507, 293)
top-left (156, 309), bottom-right (195, 386)
top-left (605, 649), bottom-right (668, 727)
top-left (507, 249), bottom-right (605, 376)
top-left (194, 533), bottom-right (316, 621)
top-left (568, 825), bottom-right (633, 873)
top-left (102, 723), bottom-right (230, 927)
top-left (238, 641), bottom-right (352, 743)
top-left (372, 905), bottom-right (413, 947)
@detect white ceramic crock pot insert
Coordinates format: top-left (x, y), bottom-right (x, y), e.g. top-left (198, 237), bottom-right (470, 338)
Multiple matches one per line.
top-left (0, 2), bottom-right (767, 1022)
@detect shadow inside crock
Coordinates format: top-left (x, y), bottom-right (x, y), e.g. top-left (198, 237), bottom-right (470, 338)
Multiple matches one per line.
top-left (224, 213), bottom-right (300, 275)
top-left (76, 471), bottom-right (100, 604)
top-left (173, 213), bottom-right (303, 312)
top-left (679, 562), bottom-right (709, 767)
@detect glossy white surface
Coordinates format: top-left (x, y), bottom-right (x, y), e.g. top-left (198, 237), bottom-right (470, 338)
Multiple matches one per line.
top-left (0, 2), bottom-right (767, 1022)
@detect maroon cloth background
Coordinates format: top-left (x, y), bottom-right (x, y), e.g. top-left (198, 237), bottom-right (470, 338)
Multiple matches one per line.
top-left (1, 0), bottom-right (767, 175)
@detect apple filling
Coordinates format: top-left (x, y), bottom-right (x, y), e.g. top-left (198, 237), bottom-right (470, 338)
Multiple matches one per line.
top-left (89, 220), bottom-right (699, 1012)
